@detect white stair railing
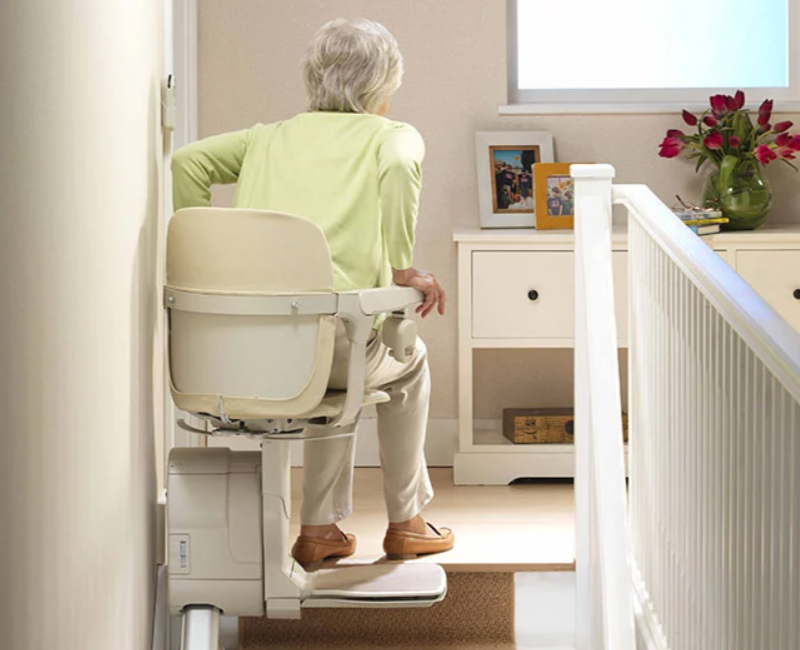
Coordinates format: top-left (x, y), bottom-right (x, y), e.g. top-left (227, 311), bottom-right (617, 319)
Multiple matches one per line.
top-left (573, 164), bottom-right (636, 650)
top-left (622, 183), bottom-right (800, 650)
top-left (574, 164), bottom-right (800, 650)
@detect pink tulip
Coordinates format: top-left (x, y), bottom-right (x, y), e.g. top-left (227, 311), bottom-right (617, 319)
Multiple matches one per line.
top-left (729, 136), bottom-right (741, 148)
top-left (725, 95), bottom-right (739, 112)
top-left (758, 99), bottom-right (773, 125)
top-left (703, 115), bottom-right (718, 127)
top-left (755, 144), bottom-right (778, 164)
top-left (774, 121), bottom-right (793, 133)
top-left (789, 135), bottom-right (800, 151)
top-left (733, 90), bottom-right (746, 110)
top-left (704, 131), bottom-right (724, 150)
top-left (682, 110), bottom-right (698, 126)
top-left (667, 129), bottom-right (685, 138)
top-left (710, 94), bottom-right (728, 116)
top-left (776, 133), bottom-right (792, 147)
top-left (659, 136), bottom-right (684, 158)
top-left (778, 147), bottom-right (796, 161)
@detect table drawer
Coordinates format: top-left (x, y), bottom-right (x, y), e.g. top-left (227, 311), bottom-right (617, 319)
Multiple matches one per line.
top-left (736, 250), bottom-right (800, 332)
top-left (471, 251), bottom-right (628, 340)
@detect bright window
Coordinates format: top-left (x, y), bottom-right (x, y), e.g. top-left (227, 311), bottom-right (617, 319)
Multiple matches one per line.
top-left (507, 0), bottom-right (800, 110)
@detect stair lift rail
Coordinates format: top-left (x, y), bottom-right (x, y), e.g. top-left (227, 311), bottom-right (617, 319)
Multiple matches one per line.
top-left (163, 208), bottom-right (447, 650)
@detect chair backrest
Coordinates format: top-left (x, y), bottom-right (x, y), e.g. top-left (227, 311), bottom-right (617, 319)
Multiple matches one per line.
top-left (166, 207), bottom-right (337, 419)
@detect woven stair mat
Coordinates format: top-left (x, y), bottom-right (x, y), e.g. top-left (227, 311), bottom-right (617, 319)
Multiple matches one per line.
top-left (240, 572), bottom-right (514, 649)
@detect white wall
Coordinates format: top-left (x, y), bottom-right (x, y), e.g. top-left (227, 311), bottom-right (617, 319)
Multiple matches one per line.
top-left (196, 0), bottom-right (800, 420)
top-left (0, 1), bottom-right (163, 648)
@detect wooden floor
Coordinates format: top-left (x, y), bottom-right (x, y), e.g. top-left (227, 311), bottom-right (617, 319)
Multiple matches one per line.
top-left (289, 467), bottom-right (576, 572)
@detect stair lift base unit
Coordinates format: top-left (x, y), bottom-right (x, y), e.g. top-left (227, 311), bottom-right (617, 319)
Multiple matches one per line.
top-left (167, 444), bottom-right (448, 618)
top-left (168, 448), bottom-right (265, 617)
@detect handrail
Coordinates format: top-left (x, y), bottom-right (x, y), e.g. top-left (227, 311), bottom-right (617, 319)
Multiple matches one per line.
top-left (614, 184), bottom-right (800, 401)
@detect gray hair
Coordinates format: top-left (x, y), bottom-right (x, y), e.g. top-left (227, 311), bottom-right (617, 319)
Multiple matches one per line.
top-left (303, 18), bottom-right (404, 114)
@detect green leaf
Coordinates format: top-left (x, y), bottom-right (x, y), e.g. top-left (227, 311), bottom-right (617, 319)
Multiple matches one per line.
top-left (695, 156), bottom-right (706, 173)
top-left (735, 113), bottom-right (755, 149)
top-left (718, 155), bottom-right (739, 190)
top-left (699, 143), bottom-right (722, 168)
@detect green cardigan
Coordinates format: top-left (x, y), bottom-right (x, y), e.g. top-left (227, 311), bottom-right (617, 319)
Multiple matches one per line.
top-left (171, 111), bottom-right (425, 292)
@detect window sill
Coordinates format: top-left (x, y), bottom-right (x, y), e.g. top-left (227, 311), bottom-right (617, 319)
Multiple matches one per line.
top-left (499, 102), bottom-right (800, 116)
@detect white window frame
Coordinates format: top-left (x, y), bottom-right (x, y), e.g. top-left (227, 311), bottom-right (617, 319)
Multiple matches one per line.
top-left (504, 0), bottom-right (800, 114)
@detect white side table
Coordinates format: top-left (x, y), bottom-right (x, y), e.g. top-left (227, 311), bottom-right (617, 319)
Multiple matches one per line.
top-left (453, 224), bottom-right (800, 485)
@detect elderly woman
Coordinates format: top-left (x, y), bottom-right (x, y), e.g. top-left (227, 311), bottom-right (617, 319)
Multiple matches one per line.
top-left (172, 18), bottom-right (453, 566)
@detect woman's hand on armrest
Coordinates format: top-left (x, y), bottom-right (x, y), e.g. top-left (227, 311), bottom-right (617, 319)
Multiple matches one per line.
top-left (392, 267), bottom-right (446, 318)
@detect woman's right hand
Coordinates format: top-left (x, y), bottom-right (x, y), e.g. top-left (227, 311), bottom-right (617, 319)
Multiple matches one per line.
top-left (392, 267), bottom-right (446, 318)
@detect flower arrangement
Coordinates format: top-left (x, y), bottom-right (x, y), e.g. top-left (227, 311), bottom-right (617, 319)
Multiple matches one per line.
top-left (658, 90), bottom-right (800, 170)
top-left (658, 90), bottom-right (800, 230)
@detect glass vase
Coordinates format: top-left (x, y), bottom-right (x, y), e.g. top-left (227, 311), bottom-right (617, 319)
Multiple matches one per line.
top-left (702, 161), bottom-right (772, 231)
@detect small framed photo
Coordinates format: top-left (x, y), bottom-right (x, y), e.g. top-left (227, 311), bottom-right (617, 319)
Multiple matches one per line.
top-left (534, 162), bottom-right (575, 230)
top-left (475, 131), bottom-right (554, 228)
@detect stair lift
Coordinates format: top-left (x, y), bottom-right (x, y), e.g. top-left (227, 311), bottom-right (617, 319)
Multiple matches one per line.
top-left (164, 208), bottom-right (447, 649)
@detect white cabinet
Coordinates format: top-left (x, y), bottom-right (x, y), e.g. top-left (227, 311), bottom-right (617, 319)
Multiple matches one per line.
top-left (471, 251), bottom-right (629, 341)
top-left (454, 225), bottom-right (800, 485)
top-left (736, 250), bottom-right (800, 332)
top-left (473, 252), bottom-right (574, 339)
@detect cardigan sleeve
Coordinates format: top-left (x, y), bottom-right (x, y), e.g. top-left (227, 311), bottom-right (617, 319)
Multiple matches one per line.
top-left (377, 123), bottom-right (425, 270)
top-left (171, 128), bottom-right (251, 211)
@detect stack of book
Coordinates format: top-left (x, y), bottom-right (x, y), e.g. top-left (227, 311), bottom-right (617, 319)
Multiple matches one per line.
top-left (672, 208), bottom-right (729, 236)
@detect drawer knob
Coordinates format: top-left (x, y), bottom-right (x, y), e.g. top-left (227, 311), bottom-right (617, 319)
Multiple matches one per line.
top-left (794, 289), bottom-right (800, 300)
top-left (527, 289), bottom-right (539, 301)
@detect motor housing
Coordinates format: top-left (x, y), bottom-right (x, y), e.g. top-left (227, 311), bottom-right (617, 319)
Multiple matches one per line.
top-left (167, 448), bottom-right (264, 616)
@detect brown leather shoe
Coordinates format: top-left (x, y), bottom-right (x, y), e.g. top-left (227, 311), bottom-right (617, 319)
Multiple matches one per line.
top-left (291, 532), bottom-right (356, 568)
top-left (383, 522), bottom-right (454, 560)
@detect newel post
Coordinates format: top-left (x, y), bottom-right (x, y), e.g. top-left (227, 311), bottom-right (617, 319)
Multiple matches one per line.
top-left (572, 164), bottom-right (615, 650)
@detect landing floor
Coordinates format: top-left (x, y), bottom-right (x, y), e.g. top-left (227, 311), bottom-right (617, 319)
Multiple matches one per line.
top-left (289, 467), bottom-right (575, 572)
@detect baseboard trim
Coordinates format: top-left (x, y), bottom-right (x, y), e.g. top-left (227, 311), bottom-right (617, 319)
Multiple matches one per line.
top-left (632, 564), bottom-right (669, 650)
top-left (151, 565), bottom-right (169, 650)
top-left (156, 495), bottom-right (166, 566)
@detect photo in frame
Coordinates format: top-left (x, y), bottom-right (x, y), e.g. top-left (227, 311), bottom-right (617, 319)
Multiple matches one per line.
top-left (475, 131), bottom-right (554, 228)
top-left (533, 162), bottom-right (576, 230)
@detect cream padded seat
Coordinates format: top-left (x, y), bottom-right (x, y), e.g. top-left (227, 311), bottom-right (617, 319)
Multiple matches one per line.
top-left (296, 388), bottom-right (390, 418)
top-left (166, 207), bottom-right (406, 430)
top-left (167, 208), bottom-right (341, 424)
top-left (187, 389), bottom-right (391, 437)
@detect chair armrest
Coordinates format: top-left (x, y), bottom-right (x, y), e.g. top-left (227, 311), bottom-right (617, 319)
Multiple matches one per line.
top-left (330, 287), bottom-right (422, 430)
top-left (340, 286), bottom-right (424, 316)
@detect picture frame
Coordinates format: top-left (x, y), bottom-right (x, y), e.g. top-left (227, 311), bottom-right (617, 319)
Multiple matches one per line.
top-left (533, 162), bottom-right (575, 230)
top-left (475, 131), bottom-right (554, 228)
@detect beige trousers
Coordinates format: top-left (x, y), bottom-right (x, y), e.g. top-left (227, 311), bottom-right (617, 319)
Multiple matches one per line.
top-left (300, 325), bottom-right (434, 525)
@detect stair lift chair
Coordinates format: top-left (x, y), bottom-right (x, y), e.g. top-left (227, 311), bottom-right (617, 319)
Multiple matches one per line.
top-left (164, 208), bottom-right (447, 649)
